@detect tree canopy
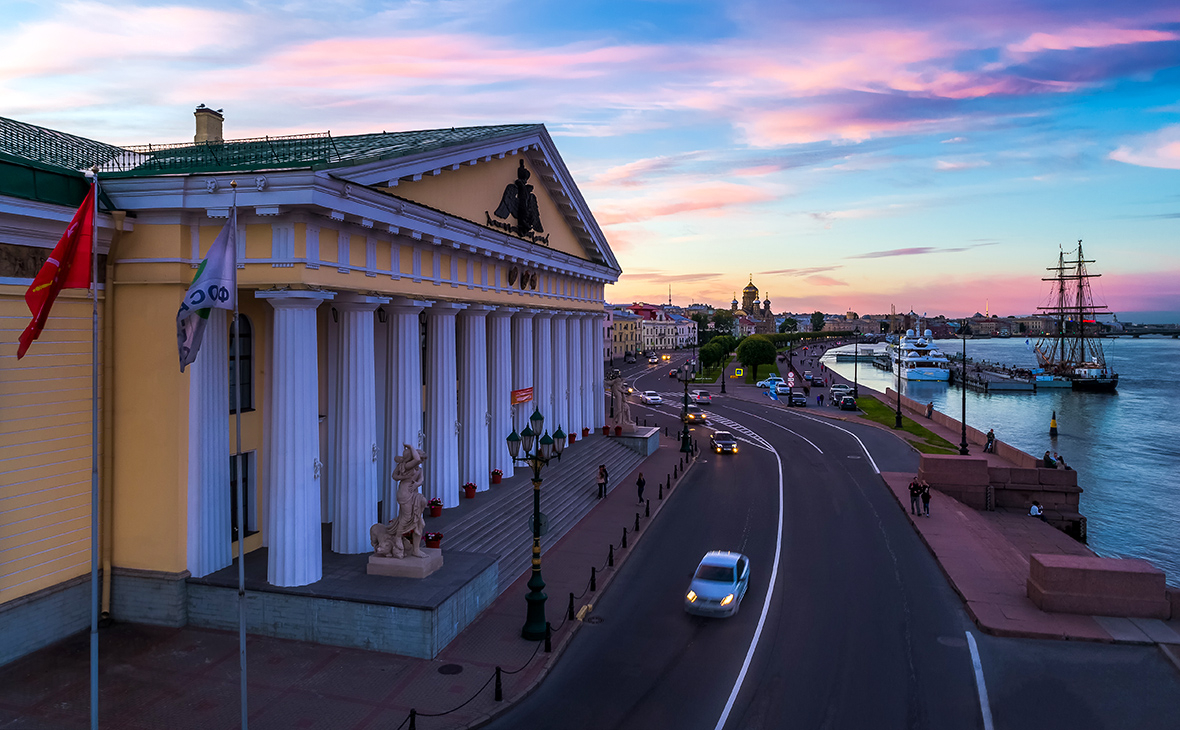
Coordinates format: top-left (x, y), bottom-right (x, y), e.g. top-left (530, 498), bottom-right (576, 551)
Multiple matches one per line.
top-left (699, 341), bottom-right (726, 369)
top-left (810, 311), bottom-right (826, 332)
top-left (735, 335), bottom-right (777, 374)
top-left (778, 317), bottom-right (798, 333)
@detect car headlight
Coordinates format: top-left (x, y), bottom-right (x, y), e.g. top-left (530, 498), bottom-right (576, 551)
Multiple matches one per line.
top-left (715, 446), bottom-right (721, 452)
top-left (720, 594), bottom-right (734, 606)
top-left (686, 590), bottom-right (697, 602)
top-left (733, 447), bottom-right (738, 452)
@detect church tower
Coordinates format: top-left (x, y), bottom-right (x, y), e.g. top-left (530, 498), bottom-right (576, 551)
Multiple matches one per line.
top-left (741, 276), bottom-right (759, 314)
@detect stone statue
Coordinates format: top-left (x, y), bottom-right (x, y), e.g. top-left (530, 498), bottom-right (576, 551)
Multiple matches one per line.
top-left (608, 374), bottom-right (636, 432)
top-left (370, 444), bottom-right (428, 559)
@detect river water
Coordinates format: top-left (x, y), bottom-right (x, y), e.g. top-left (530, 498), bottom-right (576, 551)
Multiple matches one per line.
top-left (819, 336), bottom-right (1180, 586)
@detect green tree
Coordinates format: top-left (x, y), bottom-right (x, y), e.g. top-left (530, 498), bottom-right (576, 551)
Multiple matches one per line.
top-left (735, 335), bottom-right (777, 375)
top-left (699, 342), bottom-right (725, 369)
top-left (810, 311), bottom-right (826, 332)
top-left (711, 309), bottom-right (736, 333)
top-left (712, 334), bottom-right (737, 355)
top-left (778, 317), bottom-right (798, 334)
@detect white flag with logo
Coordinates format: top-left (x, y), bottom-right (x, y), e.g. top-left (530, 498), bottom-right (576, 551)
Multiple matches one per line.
top-left (177, 209), bottom-right (237, 372)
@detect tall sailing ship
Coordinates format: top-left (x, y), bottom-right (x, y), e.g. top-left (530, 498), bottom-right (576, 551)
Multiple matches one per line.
top-left (1034, 241), bottom-right (1118, 392)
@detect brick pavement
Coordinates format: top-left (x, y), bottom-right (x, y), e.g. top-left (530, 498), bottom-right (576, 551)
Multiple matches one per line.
top-left (0, 404), bottom-right (700, 730)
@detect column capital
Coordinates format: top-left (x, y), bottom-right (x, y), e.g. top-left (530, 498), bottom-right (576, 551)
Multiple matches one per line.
top-left (256, 290), bottom-right (335, 308)
top-left (334, 292), bottom-right (390, 311)
top-left (459, 304), bottom-right (494, 319)
top-left (488, 306), bottom-right (519, 318)
top-left (533, 310), bottom-right (555, 321)
top-left (428, 301), bottom-right (469, 314)
top-left (513, 308), bottom-right (541, 319)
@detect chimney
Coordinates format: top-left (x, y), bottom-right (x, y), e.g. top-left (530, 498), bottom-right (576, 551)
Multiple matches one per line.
top-left (194, 104), bottom-right (224, 144)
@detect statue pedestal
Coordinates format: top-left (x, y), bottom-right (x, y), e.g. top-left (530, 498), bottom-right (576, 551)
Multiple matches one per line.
top-left (367, 548), bottom-right (444, 579)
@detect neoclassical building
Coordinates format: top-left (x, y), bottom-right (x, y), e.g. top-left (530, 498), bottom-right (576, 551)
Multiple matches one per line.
top-left (730, 277), bottom-right (775, 335)
top-left (0, 110), bottom-right (619, 662)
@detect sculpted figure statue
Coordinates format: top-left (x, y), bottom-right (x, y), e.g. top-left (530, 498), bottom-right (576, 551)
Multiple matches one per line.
top-left (370, 444), bottom-right (428, 559)
top-left (608, 375), bottom-right (636, 431)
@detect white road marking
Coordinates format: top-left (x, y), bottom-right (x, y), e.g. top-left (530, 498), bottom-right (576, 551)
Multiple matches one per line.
top-left (713, 420), bottom-right (784, 730)
top-left (779, 410), bottom-right (881, 474)
top-left (965, 632), bottom-right (995, 730)
top-left (716, 408), bottom-right (824, 455)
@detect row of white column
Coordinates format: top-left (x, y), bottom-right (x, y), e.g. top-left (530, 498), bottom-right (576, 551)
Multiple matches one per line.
top-left (186, 294), bottom-right (606, 587)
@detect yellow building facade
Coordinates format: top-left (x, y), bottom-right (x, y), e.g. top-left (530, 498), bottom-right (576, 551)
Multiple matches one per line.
top-left (0, 111), bottom-right (621, 663)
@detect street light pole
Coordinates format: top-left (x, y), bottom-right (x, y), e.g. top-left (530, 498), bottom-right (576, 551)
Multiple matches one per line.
top-left (894, 330), bottom-right (903, 429)
top-left (853, 328), bottom-right (861, 397)
top-left (680, 363), bottom-right (694, 453)
top-left (506, 407), bottom-right (566, 641)
top-left (959, 325), bottom-right (970, 455)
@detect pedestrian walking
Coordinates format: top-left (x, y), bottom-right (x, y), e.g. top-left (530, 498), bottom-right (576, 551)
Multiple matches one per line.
top-left (925, 401), bottom-right (934, 419)
top-left (920, 481), bottom-right (931, 517)
top-left (984, 429), bottom-right (996, 453)
top-left (597, 464), bottom-right (608, 499)
top-left (908, 478), bottom-right (921, 515)
top-left (817, 393), bottom-right (824, 406)
top-left (636, 473), bottom-right (646, 504)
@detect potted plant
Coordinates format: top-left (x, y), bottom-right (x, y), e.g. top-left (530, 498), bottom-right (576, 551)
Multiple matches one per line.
top-left (424, 532), bottom-right (443, 549)
top-left (568, 432), bottom-right (577, 445)
top-left (428, 497), bottom-right (443, 518)
top-left (602, 425), bottom-right (610, 436)
top-left (491, 469), bottom-right (503, 485)
top-left (463, 482), bottom-right (477, 499)
top-left (615, 425), bottom-right (623, 436)
top-left (582, 427), bottom-right (590, 438)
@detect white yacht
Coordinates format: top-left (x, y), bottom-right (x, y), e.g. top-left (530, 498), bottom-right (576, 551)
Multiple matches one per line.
top-left (891, 329), bottom-right (951, 381)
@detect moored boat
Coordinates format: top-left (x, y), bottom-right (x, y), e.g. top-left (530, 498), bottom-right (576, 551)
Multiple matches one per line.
top-left (1034, 241), bottom-right (1118, 392)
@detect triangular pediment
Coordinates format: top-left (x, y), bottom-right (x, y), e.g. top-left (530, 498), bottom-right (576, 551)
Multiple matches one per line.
top-left (331, 126), bottom-right (617, 272)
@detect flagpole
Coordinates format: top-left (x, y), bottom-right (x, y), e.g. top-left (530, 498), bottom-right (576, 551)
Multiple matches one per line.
top-left (230, 180), bottom-right (249, 730)
top-left (87, 168), bottom-right (99, 730)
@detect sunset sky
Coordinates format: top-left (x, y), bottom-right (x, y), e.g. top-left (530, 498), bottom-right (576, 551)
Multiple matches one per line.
top-left (4, 1), bottom-right (1178, 320)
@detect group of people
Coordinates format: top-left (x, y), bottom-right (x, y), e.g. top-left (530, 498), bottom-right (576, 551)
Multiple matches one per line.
top-left (598, 464), bottom-right (648, 505)
top-left (1041, 451), bottom-right (1071, 470)
top-left (908, 478), bottom-right (932, 517)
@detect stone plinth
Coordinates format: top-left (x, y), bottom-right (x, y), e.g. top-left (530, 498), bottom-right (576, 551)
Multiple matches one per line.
top-left (918, 454), bottom-right (990, 510)
top-left (367, 549), bottom-right (444, 579)
top-left (1027, 553), bottom-right (1171, 619)
top-left (614, 426), bottom-right (660, 456)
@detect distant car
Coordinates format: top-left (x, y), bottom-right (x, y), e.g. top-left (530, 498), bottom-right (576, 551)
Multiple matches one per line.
top-left (811, 376), bottom-right (826, 388)
top-left (789, 391), bottom-right (808, 407)
top-left (775, 382), bottom-right (790, 395)
top-left (710, 430), bottom-right (738, 453)
top-left (624, 382), bottom-right (636, 395)
top-left (640, 391), bottom-right (663, 404)
top-left (756, 375), bottom-right (784, 388)
top-left (661, 354), bottom-right (671, 361)
top-left (624, 354), bottom-right (636, 364)
top-left (685, 551), bottom-right (751, 618)
top-left (690, 390), bottom-right (712, 404)
top-left (839, 395), bottom-right (858, 411)
top-left (648, 355), bottom-right (659, 364)
top-left (803, 371), bottom-right (813, 381)
top-left (669, 368), bottom-right (679, 378)
top-left (682, 404), bottom-right (707, 423)
top-left (830, 383), bottom-right (853, 397)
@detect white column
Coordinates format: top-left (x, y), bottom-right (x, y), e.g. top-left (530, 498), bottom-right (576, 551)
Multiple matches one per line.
top-left (592, 312), bottom-right (606, 429)
top-left (425, 302), bottom-right (467, 508)
top-left (532, 311), bottom-right (554, 435)
top-left (550, 313), bottom-right (569, 441)
top-left (458, 306), bottom-right (492, 492)
top-left (580, 315), bottom-right (595, 435)
top-left (383, 297), bottom-right (430, 522)
top-left (511, 310), bottom-right (536, 433)
top-left (329, 293), bottom-right (388, 554)
top-left (186, 310), bottom-right (230, 578)
top-left (566, 313), bottom-right (583, 440)
top-left (487, 308), bottom-right (517, 480)
top-left (257, 290), bottom-right (334, 587)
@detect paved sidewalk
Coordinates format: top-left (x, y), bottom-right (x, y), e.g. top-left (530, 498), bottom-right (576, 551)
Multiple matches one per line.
top-left (0, 407), bottom-right (702, 730)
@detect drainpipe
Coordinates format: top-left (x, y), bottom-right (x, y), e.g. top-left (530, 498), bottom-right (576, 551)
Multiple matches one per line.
top-left (100, 210), bottom-right (125, 622)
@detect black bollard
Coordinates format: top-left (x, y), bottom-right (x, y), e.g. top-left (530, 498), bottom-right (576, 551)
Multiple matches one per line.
top-left (645, 499), bottom-right (650, 517)
top-left (608, 543), bottom-right (614, 566)
top-left (658, 482), bottom-right (664, 500)
top-left (409, 710), bottom-right (417, 730)
top-left (622, 527), bottom-right (628, 548)
top-left (664, 426), bottom-right (668, 437)
top-left (495, 667), bottom-right (503, 701)
top-left (568, 592), bottom-right (575, 621)
top-left (545, 622), bottom-right (552, 653)
top-left (590, 566), bottom-right (597, 591)
top-left (674, 464), bottom-right (678, 479)
top-left (635, 513), bottom-right (640, 532)
top-left (666, 473), bottom-right (671, 487)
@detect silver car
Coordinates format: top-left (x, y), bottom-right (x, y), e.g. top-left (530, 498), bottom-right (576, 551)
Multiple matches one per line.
top-left (684, 551), bottom-right (750, 617)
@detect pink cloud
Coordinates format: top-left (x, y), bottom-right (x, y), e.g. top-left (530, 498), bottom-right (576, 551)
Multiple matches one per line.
top-left (594, 182), bottom-right (775, 226)
top-left (1109, 125), bottom-right (1180, 170)
top-left (1009, 27), bottom-right (1178, 54)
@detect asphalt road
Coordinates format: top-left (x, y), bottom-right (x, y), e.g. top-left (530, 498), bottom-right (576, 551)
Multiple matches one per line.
top-left (482, 351), bottom-right (1180, 729)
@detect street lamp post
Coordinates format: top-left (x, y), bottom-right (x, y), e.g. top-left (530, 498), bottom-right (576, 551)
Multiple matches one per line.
top-left (853, 328), bottom-right (861, 398)
top-left (679, 362), bottom-right (695, 453)
top-left (894, 337), bottom-right (903, 428)
top-left (958, 324), bottom-right (970, 455)
top-left (786, 346), bottom-right (794, 407)
top-left (506, 407), bottom-right (566, 641)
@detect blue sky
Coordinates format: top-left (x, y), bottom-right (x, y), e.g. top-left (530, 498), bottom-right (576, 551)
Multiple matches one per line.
top-left (3, 0), bottom-right (1177, 320)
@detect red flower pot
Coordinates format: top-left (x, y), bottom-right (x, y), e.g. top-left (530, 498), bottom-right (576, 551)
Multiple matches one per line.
top-left (464, 486), bottom-right (477, 499)
top-left (602, 426), bottom-right (610, 436)
top-left (568, 434), bottom-right (577, 445)
top-left (425, 539), bottom-right (441, 549)
top-left (429, 505), bottom-right (442, 518)
top-left (615, 426), bottom-right (623, 436)
top-left (491, 474), bottom-right (502, 484)
top-left (582, 428), bottom-right (590, 437)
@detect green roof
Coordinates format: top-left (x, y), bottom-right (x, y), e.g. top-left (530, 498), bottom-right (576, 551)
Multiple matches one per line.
top-left (0, 116), bottom-right (543, 177)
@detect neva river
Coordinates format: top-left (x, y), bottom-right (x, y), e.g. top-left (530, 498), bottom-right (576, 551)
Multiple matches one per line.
top-left (821, 336), bottom-right (1180, 586)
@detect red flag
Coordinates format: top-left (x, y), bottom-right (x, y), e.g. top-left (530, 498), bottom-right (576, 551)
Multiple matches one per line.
top-left (17, 183), bottom-right (96, 359)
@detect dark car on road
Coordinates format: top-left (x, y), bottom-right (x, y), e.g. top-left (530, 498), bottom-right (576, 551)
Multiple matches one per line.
top-left (682, 404), bottom-right (707, 423)
top-left (709, 430), bottom-right (738, 453)
top-left (789, 391), bottom-right (807, 407)
top-left (839, 395), bottom-right (858, 411)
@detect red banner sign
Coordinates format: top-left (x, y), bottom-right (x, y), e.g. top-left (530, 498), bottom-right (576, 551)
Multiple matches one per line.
top-left (511, 387), bottom-right (534, 405)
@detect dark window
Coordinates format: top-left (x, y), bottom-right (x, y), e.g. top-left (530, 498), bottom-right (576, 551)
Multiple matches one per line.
top-left (229, 314), bottom-right (253, 412)
top-left (229, 452), bottom-right (258, 542)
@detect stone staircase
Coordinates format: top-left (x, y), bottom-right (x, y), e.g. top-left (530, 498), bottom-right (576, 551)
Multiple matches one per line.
top-left (439, 435), bottom-right (647, 595)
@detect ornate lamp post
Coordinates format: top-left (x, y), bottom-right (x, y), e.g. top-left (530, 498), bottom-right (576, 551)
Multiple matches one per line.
top-left (506, 407), bottom-right (566, 641)
top-left (853, 327), bottom-right (861, 397)
top-left (679, 361), bottom-right (696, 453)
top-left (958, 323), bottom-right (970, 455)
top-left (894, 336), bottom-right (903, 429)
